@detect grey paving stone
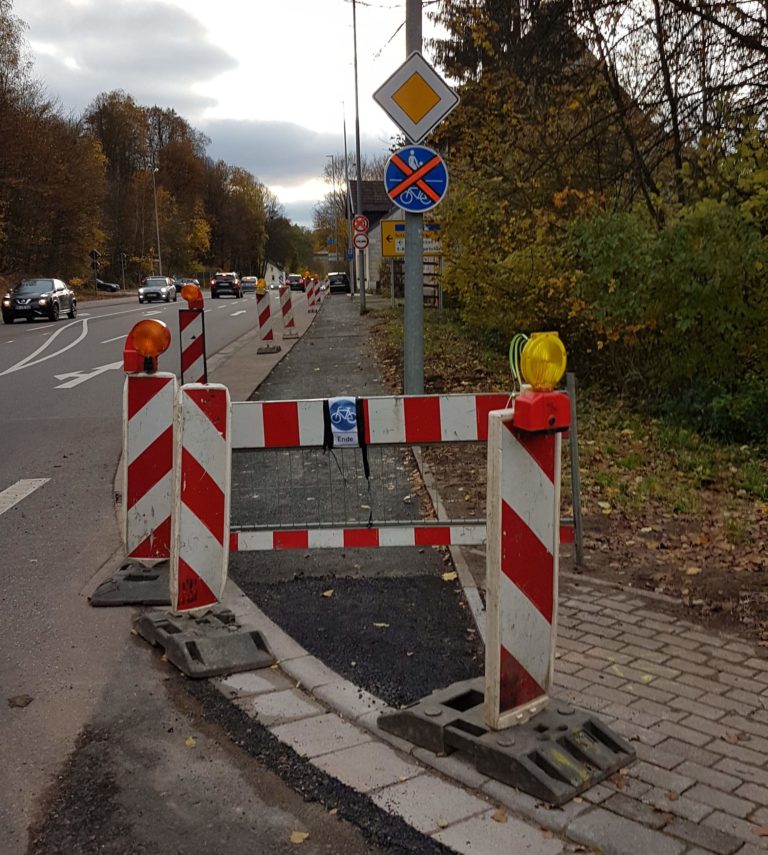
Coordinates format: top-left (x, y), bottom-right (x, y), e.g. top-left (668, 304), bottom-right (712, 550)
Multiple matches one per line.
top-left (654, 677), bottom-right (706, 700)
top-left (734, 845), bottom-right (768, 855)
top-left (722, 673), bottom-right (764, 694)
top-left (722, 715), bottom-right (768, 740)
top-left (271, 712), bottom-right (372, 758)
top-left (564, 651), bottom-right (618, 672)
top-left (553, 672), bottom-right (591, 693)
top-left (727, 689), bottom-right (765, 710)
top-left (640, 786), bottom-right (714, 823)
top-left (575, 667), bottom-right (627, 689)
top-left (312, 679), bottom-right (387, 722)
top-left (686, 783), bottom-right (756, 818)
top-left (433, 808), bottom-right (565, 855)
top-left (371, 775), bottom-right (488, 835)
top-left (664, 816), bottom-right (743, 854)
top-left (656, 633), bottom-right (701, 651)
top-left (605, 775), bottom-right (652, 800)
top-left (583, 783), bottom-right (613, 803)
top-left (656, 719), bottom-right (717, 747)
top-left (480, 779), bottom-right (591, 833)
top-left (745, 658), bottom-right (768, 674)
top-left (587, 646), bottom-right (634, 665)
top-left (709, 739), bottom-right (768, 768)
top-left (610, 718), bottom-right (667, 748)
top-left (567, 806), bottom-right (686, 855)
top-left (631, 659), bottom-right (684, 679)
top-left (623, 634), bottom-right (666, 652)
top-left (664, 645), bottom-right (712, 665)
top-left (681, 674), bottom-right (729, 695)
top-left (312, 741), bottom-right (424, 793)
top-left (654, 737), bottom-right (720, 767)
top-left (669, 695), bottom-right (727, 721)
top-left (554, 657), bottom-right (585, 676)
top-left (603, 793), bottom-right (667, 828)
top-left (637, 610), bottom-right (676, 624)
top-left (280, 654), bottom-right (339, 691)
top-left (629, 761), bottom-right (695, 794)
top-left (703, 810), bottom-right (768, 849)
top-left (630, 697), bottom-right (687, 723)
top-left (235, 688), bottom-right (325, 726)
top-left (356, 709), bottom-right (416, 756)
top-left (715, 758), bottom-right (768, 789)
top-left (216, 668), bottom-right (294, 699)
top-left (704, 645), bottom-right (752, 664)
top-left (682, 630), bottom-right (724, 646)
top-left (736, 783), bottom-right (768, 807)
top-left (724, 642), bottom-right (757, 656)
top-left (581, 634), bottom-right (632, 652)
top-left (620, 682), bottom-right (674, 705)
top-left (680, 714), bottom-right (731, 739)
top-left (677, 761), bottom-right (742, 792)
top-left (751, 806), bottom-right (768, 825)
top-left (559, 689), bottom-right (611, 713)
top-left (590, 684), bottom-right (638, 706)
top-left (634, 740), bottom-right (684, 769)
top-left (702, 692), bottom-right (757, 716)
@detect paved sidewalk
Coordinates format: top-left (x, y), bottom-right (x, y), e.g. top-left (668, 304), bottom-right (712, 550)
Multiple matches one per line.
top-left (215, 294), bottom-right (768, 855)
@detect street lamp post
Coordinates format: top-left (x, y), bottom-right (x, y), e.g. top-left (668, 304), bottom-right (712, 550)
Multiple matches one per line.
top-left (327, 155), bottom-right (339, 266)
top-left (151, 167), bottom-right (163, 276)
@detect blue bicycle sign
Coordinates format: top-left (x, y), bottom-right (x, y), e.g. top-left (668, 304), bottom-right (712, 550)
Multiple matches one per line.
top-left (384, 145), bottom-right (448, 213)
top-left (328, 397), bottom-right (359, 447)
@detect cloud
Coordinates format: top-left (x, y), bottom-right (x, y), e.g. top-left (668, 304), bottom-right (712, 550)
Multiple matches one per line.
top-left (18, 0), bottom-right (236, 115)
top-left (281, 199), bottom-right (320, 230)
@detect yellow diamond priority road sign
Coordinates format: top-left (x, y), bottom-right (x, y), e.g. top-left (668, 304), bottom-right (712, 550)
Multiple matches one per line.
top-left (373, 52), bottom-right (459, 144)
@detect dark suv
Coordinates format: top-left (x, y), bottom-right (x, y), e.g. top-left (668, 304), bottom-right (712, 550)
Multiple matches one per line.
top-left (328, 272), bottom-right (351, 294)
top-left (286, 274), bottom-right (305, 292)
top-left (210, 272), bottom-right (243, 299)
top-left (2, 278), bottom-right (77, 323)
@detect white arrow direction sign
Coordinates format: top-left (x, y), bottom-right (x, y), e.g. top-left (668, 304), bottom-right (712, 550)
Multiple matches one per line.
top-left (54, 361), bottom-right (123, 389)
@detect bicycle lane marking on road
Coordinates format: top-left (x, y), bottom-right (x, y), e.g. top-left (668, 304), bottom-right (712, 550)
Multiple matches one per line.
top-left (0, 478), bottom-right (50, 517)
top-left (54, 361), bottom-right (123, 389)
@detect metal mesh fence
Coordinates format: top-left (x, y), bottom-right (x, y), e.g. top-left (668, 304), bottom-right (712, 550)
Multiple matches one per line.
top-left (230, 443), bottom-right (485, 531)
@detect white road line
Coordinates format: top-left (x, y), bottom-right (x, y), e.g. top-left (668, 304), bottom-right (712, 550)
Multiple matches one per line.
top-left (54, 360), bottom-right (122, 389)
top-left (230, 310), bottom-right (246, 316)
top-left (0, 478), bottom-right (50, 517)
top-left (143, 310), bottom-right (163, 317)
top-left (0, 319), bottom-right (89, 377)
top-left (101, 335), bottom-right (126, 344)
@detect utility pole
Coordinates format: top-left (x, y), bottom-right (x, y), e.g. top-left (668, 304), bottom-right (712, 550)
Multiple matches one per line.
top-left (151, 167), bottom-right (163, 275)
top-left (352, 0), bottom-right (366, 313)
top-left (327, 155), bottom-right (339, 265)
top-left (404, 0), bottom-right (423, 393)
top-left (343, 108), bottom-right (354, 293)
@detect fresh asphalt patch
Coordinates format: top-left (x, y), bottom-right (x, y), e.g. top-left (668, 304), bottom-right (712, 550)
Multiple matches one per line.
top-left (230, 555), bottom-right (484, 709)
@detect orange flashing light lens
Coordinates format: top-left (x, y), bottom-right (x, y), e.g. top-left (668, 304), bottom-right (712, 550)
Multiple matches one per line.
top-left (181, 283), bottom-right (203, 303)
top-left (520, 332), bottom-right (567, 391)
top-left (130, 319), bottom-right (171, 358)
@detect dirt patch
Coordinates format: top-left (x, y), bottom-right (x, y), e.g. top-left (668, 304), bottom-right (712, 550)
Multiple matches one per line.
top-left (370, 309), bottom-right (768, 645)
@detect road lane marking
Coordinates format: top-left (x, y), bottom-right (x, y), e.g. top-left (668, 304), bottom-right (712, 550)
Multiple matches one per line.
top-left (230, 310), bottom-right (246, 316)
top-left (143, 310), bottom-right (163, 317)
top-left (0, 319), bottom-right (89, 377)
top-left (0, 479), bottom-right (50, 517)
top-left (101, 335), bottom-right (126, 344)
top-left (54, 360), bottom-right (122, 388)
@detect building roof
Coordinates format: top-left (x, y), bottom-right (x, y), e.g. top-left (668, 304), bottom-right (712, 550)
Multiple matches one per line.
top-left (349, 180), bottom-right (391, 214)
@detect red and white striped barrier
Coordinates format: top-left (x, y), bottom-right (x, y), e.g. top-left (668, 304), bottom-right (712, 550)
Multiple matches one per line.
top-left (231, 393), bottom-right (511, 449)
top-left (256, 291), bottom-right (281, 354)
top-left (307, 281), bottom-right (318, 312)
top-left (170, 383), bottom-right (231, 613)
top-left (123, 372), bottom-right (177, 561)
top-left (179, 308), bottom-right (207, 384)
top-left (485, 403), bottom-right (564, 729)
top-left (279, 285), bottom-right (298, 339)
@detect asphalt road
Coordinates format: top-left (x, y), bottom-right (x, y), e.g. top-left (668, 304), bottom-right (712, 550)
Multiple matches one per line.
top-left (0, 289), bottom-right (308, 852)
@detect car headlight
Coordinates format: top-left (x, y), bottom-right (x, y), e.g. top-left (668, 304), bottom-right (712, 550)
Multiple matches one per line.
top-left (138, 288), bottom-right (145, 294)
top-left (38, 297), bottom-right (48, 304)
top-left (160, 287), bottom-right (167, 293)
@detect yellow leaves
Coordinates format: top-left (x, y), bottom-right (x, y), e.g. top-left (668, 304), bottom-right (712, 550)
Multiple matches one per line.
top-left (685, 566), bottom-right (702, 576)
top-left (321, 589), bottom-right (334, 598)
top-left (372, 622), bottom-right (390, 628)
top-left (290, 831), bottom-right (309, 844)
top-left (185, 736), bottom-right (197, 748)
top-left (491, 808), bottom-right (508, 823)
top-left (442, 571), bottom-right (458, 582)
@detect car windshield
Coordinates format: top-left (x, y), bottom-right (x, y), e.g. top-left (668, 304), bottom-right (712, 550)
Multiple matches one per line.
top-left (16, 280), bottom-right (52, 295)
top-left (144, 278), bottom-right (166, 286)
top-left (287, 275), bottom-right (301, 282)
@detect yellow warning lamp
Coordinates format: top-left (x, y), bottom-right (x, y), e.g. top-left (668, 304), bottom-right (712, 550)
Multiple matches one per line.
top-left (130, 319), bottom-right (171, 372)
top-left (520, 332), bottom-right (567, 392)
top-left (180, 283), bottom-right (203, 305)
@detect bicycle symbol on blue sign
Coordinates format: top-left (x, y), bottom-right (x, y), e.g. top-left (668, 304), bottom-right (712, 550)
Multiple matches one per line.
top-left (384, 144), bottom-right (448, 214)
top-left (328, 396), bottom-right (359, 447)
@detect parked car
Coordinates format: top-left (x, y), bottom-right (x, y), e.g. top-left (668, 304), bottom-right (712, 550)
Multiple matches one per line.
top-left (138, 276), bottom-right (177, 303)
top-left (2, 278), bottom-right (77, 323)
top-left (96, 279), bottom-right (120, 293)
top-left (328, 271), bottom-right (351, 294)
top-left (240, 276), bottom-right (258, 293)
top-left (174, 277), bottom-right (200, 289)
top-left (210, 272), bottom-right (243, 299)
top-left (286, 274), bottom-right (305, 292)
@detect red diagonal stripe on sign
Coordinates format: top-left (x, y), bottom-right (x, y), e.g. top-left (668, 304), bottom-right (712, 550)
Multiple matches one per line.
top-left (179, 309), bottom-right (202, 332)
top-left (127, 426), bottom-right (172, 507)
top-left (475, 394), bottom-right (511, 440)
top-left (415, 526), bottom-right (451, 546)
top-left (501, 500), bottom-right (554, 621)
top-left (390, 154), bottom-right (442, 202)
top-left (404, 396), bottom-right (442, 443)
top-left (507, 423), bottom-right (556, 483)
top-left (176, 555), bottom-right (218, 611)
top-left (263, 401), bottom-right (299, 447)
top-left (499, 645), bottom-right (545, 711)
top-left (186, 388), bottom-right (227, 439)
top-left (181, 334), bottom-right (204, 375)
top-left (181, 448), bottom-right (225, 544)
top-left (344, 528), bottom-right (380, 548)
top-left (129, 516), bottom-right (171, 558)
top-left (274, 529), bottom-right (309, 549)
top-left (127, 375), bottom-right (173, 420)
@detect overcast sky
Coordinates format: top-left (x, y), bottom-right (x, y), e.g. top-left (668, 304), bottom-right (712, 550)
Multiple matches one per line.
top-left (12, 0), bottom-right (441, 227)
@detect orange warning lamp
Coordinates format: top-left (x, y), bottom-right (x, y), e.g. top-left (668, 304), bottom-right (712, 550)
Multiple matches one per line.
top-left (181, 283), bottom-right (204, 309)
top-left (514, 332), bottom-right (570, 433)
top-left (129, 319), bottom-right (171, 373)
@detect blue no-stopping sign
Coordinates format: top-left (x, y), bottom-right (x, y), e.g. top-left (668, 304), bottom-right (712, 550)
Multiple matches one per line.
top-left (384, 145), bottom-right (448, 213)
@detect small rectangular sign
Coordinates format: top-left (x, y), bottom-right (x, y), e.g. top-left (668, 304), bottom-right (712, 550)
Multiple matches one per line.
top-left (381, 220), bottom-right (442, 258)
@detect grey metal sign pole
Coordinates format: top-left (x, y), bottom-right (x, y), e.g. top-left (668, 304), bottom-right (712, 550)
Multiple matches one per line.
top-left (404, 0), bottom-right (423, 393)
top-left (352, 0), bottom-right (367, 313)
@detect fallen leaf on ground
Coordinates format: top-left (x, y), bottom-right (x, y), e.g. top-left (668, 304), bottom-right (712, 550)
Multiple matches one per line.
top-left (436, 818), bottom-right (450, 828)
top-left (491, 808), bottom-right (508, 823)
top-left (442, 571), bottom-right (458, 582)
top-left (322, 589), bottom-right (334, 598)
top-left (185, 736), bottom-right (197, 748)
top-left (372, 622), bottom-right (390, 628)
top-left (597, 501), bottom-right (611, 510)
top-left (665, 791), bottom-right (679, 801)
top-left (685, 566), bottom-right (702, 576)
top-left (8, 695), bottom-right (33, 709)
top-left (328, 808), bottom-right (338, 817)
top-left (640, 526), bottom-right (653, 533)
top-left (290, 831), bottom-right (309, 844)
top-left (752, 826), bottom-right (768, 837)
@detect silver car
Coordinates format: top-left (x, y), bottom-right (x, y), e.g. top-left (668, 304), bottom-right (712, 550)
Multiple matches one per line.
top-left (138, 276), bottom-right (177, 303)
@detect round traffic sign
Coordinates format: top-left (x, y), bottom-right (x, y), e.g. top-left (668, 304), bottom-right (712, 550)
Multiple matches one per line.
top-left (384, 145), bottom-right (448, 213)
top-left (352, 232), bottom-right (369, 250)
top-left (352, 215), bottom-right (369, 233)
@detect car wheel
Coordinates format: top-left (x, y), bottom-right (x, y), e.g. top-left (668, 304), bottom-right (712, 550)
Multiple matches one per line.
top-left (67, 301), bottom-right (77, 319)
top-left (49, 302), bottom-right (60, 321)
top-left (173, 293), bottom-right (177, 302)
top-left (164, 294), bottom-right (171, 303)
